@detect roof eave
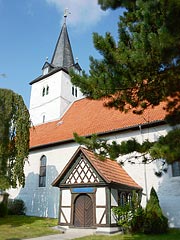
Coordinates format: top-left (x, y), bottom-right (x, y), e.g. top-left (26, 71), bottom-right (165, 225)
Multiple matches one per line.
top-left (29, 119), bottom-right (166, 151)
top-left (109, 181), bottom-right (143, 190)
top-left (29, 67), bottom-right (69, 85)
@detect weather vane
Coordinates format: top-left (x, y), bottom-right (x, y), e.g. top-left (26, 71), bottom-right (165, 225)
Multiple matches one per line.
top-left (64, 8), bottom-right (71, 23)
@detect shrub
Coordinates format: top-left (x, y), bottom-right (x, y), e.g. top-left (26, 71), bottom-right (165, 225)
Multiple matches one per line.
top-left (113, 191), bottom-right (144, 233)
top-left (143, 187), bottom-right (168, 234)
top-left (113, 202), bottom-right (132, 232)
top-left (130, 206), bottom-right (145, 233)
top-left (8, 199), bottom-right (26, 215)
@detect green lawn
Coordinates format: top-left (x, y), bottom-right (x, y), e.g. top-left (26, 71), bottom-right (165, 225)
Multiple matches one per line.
top-left (75, 229), bottom-right (180, 240)
top-left (0, 216), bottom-right (180, 240)
top-left (0, 215), bottom-right (60, 240)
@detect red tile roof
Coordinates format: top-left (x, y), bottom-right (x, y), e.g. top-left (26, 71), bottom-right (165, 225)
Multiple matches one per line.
top-left (30, 98), bottom-right (167, 149)
top-left (82, 147), bottom-right (142, 189)
top-left (52, 147), bottom-right (142, 189)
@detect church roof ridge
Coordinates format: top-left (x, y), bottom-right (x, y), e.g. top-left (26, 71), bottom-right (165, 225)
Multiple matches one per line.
top-left (29, 66), bottom-right (68, 85)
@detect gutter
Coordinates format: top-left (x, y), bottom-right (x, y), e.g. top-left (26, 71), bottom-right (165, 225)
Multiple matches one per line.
top-left (29, 119), bottom-right (166, 151)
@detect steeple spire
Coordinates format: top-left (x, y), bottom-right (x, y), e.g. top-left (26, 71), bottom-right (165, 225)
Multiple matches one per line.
top-left (51, 10), bottom-right (75, 70)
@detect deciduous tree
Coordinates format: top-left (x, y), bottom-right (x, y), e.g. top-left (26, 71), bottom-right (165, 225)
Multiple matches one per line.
top-left (0, 89), bottom-right (30, 190)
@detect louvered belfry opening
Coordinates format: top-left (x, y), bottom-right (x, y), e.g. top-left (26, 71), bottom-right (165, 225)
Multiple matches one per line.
top-left (74, 194), bottom-right (93, 227)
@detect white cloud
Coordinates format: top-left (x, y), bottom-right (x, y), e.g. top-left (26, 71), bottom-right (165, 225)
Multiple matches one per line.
top-left (46, 0), bottom-right (108, 31)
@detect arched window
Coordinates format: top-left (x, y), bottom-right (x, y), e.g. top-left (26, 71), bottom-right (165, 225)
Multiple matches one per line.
top-left (39, 155), bottom-right (47, 187)
top-left (42, 87), bottom-right (45, 97)
top-left (127, 193), bottom-right (132, 206)
top-left (119, 192), bottom-right (126, 206)
top-left (42, 115), bottom-right (45, 123)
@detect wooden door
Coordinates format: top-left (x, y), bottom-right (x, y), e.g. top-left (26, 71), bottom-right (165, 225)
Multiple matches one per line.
top-left (74, 194), bottom-right (93, 227)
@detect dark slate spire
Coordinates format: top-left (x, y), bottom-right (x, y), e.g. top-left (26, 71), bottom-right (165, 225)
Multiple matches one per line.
top-left (51, 19), bottom-right (75, 70)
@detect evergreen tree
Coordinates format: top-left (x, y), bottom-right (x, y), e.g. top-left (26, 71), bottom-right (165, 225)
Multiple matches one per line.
top-left (143, 187), bottom-right (168, 234)
top-left (71, 0), bottom-right (180, 168)
top-left (0, 89), bottom-right (30, 190)
top-left (71, 0), bottom-right (180, 123)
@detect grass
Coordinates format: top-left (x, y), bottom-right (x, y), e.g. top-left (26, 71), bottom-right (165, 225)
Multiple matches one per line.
top-left (0, 215), bottom-right (60, 240)
top-left (0, 216), bottom-right (180, 240)
top-left (75, 229), bottom-right (180, 240)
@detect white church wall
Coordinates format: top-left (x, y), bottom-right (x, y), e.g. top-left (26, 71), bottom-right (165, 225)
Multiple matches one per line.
top-left (104, 124), bottom-right (180, 228)
top-left (157, 166), bottom-right (180, 228)
top-left (8, 120), bottom-right (180, 227)
top-left (8, 142), bottom-right (79, 218)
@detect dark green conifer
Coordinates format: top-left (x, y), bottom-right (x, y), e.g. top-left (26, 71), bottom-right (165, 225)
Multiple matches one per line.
top-left (143, 187), bottom-right (168, 234)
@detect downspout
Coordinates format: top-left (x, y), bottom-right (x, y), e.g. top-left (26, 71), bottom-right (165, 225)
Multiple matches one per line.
top-left (139, 125), bottom-right (148, 203)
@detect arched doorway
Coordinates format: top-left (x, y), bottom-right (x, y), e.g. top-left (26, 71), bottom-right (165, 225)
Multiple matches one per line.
top-left (74, 194), bottom-right (93, 227)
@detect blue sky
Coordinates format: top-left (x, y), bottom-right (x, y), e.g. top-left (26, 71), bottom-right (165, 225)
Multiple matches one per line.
top-left (0, 0), bottom-right (122, 107)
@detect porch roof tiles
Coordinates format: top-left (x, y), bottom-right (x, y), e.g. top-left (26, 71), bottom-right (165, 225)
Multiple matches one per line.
top-left (52, 147), bottom-right (142, 189)
top-left (82, 147), bottom-right (142, 189)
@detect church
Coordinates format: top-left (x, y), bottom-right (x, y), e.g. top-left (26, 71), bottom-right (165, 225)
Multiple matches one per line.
top-left (9, 15), bottom-right (180, 233)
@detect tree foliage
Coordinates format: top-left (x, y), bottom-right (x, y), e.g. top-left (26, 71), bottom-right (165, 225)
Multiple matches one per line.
top-left (0, 89), bottom-right (30, 190)
top-left (143, 187), bottom-right (168, 234)
top-left (72, 0), bottom-right (180, 170)
top-left (113, 187), bottom-right (168, 234)
top-left (71, 0), bottom-right (180, 123)
top-left (113, 190), bottom-right (144, 233)
top-left (74, 128), bottom-right (178, 174)
top-left (150, 128), bottom-right (180, 164)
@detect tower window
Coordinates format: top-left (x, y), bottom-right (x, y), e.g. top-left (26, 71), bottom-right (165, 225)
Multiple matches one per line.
top-left (39, 155), bottom-right (47, 187)
top-left (72, 86), bottom-right (77, 97)
top-left (43, 115), bottom-right (45, 123)
top-left (46, 85), bottom-right (49, 95)
top-left (42, 87), bottom-right (45, 97)
top-left (72, 86), bottom-right (74, 96)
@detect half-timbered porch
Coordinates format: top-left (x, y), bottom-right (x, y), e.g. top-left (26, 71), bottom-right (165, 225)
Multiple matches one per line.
top-left (52, 147), bottom-right (142, 233)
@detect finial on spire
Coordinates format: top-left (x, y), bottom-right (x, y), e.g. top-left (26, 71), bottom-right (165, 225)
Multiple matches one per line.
top-left (64, 8), bottom-right (71, 23)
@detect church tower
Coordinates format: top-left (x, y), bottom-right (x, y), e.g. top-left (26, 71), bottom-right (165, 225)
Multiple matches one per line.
top-left (29, 13), bottom-right (83, 126)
